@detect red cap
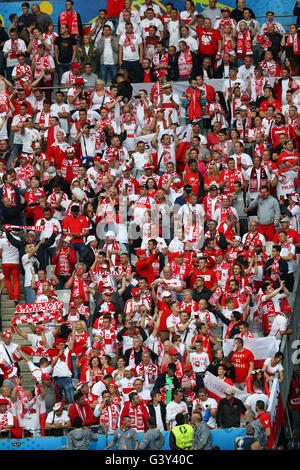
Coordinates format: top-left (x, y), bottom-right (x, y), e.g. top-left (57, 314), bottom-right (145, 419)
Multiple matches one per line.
top-left (41, 373), bottom-right (51, 380)
top-left (2, 330), bottom-right (12, 338)
top-left (0, 398), bottom-right (9, 406)
top-left (168, 348), bottom-right (179, 355)
top-left (131, 287), bottom-right (140, 297)
top-left (100, 106), bottom-right (109, 112)
top-left (92, 341), bottom-right (102, 349)
top-left (136, 249), bottom-right (146, 257)
top-left (69, 301), bottom-right (77, 308)
top-left (184, 363), bottom-right (193, 371)
top-left (241, 94), bottom-right (250, 101)
top-left (254, 239), bottom-right (263, 246)
top-left (214, 250), bottom-right (224, 256)
top-left (53, 338), bottom-right (67, 348)
top-left (144, 163), bottom-right (154, 169)
top-left (72, 62), bottom-right (83, 69)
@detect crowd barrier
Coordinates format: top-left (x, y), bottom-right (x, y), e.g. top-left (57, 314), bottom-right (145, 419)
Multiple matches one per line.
top-left (0, 427), bottom-right (246, 451)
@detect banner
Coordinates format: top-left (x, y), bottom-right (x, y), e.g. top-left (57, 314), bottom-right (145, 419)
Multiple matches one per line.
top-left (203, 371), bottom-right (249, 403)
top-left (4, 225), bottom-right (45, 232)
top-left (15, 301), bottom-right (64, 314)
top-left (222, 337), bottom-right (280, 368)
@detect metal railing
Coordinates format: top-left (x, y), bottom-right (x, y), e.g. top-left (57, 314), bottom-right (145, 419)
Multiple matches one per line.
top-left (276, 256), bottom-right (300, 442)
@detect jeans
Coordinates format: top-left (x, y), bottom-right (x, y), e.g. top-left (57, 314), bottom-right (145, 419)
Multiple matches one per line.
top-left (24, 286), bottom-right (36, 304)
top-left (5, 66), bottom-right (14, 83)
top-left (70, 242), bottom-right (86, 258)
top-left (43, 246), bottom-right (56, 268)
top-left (55, 376), bottom-right (74, 404)
top-left (11, 143), bottom-right (23, 162)
top-left (71, 355), bottom-right (80, 379)
top-left (100, 64), bottom-right (118, 84)
top-left (56, 63), bottom-right (71, 83)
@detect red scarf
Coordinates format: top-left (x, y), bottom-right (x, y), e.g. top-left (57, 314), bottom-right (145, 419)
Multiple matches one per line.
top-left (59, 9), bottom-right (79, 35)
top-left (257, 34), bottom-right (272, 51)
top-left (153, 52), bottom-right (169, 77)
top-left (2, 185), bottom-right (16, 205)
top-left (287, 33), bottom-right (300, 53)
top-left (72, 276), bottom-right (90, 303)
top-left (236, 30), bottom-right (253, 57)
top-left (235, 116), bottom-right (252, 141)
top-left (35, 54), bottom-right (51, 78)
top-left (10, 39), bottom-right (18, 59)
top-left (129, 345), bottom-right (148, 368)
top-left (186, 86), bottom-right (202, 121)
top-left (224, 33), bottom-right (234, 54)
top-left (178, 46), bottom-right (193, 77)
top-left (124, 33), bottom-right (136, 51)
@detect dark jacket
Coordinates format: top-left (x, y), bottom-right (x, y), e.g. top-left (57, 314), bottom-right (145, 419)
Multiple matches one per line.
top-left (79, 245), bottom-right (96, 271)
top-left (4, 227), bottom-right (57, 271)
top-left (215, 311), bottom-right (241, 339)
top-left (154, 372), bottom-right (180, 400)
top-left (0, 201), bottom-right (27, 225)
top-left (117, 80), bottom-right (133, 102)
top-left (173, 50), bottom-right (198, 81)
top-left (147, 400), bottom-right (167, 431)
top-left (0, 185), bottom-right (21, 216)
top-left (264, 257), bottom-right (288, 284)
top-left (203, 229), bottom-right (227, 251)
top-left (124, 345), bottom-right (157, 366)
top-left (214, 62), bottom-right (230, 79)
top-left (216, 397), bottom-right (246, 428)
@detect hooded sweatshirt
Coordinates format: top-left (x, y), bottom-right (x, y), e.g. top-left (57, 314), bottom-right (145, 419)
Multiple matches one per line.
top-left (139, 428), bottom-right (165, 450)
top-left (62, 427), bottom-right (98, 450)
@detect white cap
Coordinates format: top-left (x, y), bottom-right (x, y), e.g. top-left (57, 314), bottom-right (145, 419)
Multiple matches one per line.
top-left (233, 235), bottom-right (241, 241)
top-left (162, 291), bottom-right (172, 298)
top-left (105, 231), bottom-right (115, 239)
top-left (85, 235), bottom-right (97, 245)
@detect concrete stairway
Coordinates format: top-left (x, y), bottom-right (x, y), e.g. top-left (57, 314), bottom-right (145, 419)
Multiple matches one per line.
top-left (1, 282), bottom-right (34, 391)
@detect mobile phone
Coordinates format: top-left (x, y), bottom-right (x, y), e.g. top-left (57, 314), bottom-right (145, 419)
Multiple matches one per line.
top-left (131, 321), bottom-right (137, 327)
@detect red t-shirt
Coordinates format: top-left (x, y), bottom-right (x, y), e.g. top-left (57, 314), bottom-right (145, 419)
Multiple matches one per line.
top-left (259, 99), bottom-right (282, 113)
top-left (232, 348), bottom-right (254, 383)
top-left (157, 299), bottom-right (171, 331)
top-left (257, 411), bottom-right (275, 449)
top-left (190, 268), bottom-right (217, 290)
top-left (62, 214), bottom-right (89, 244)
top-left (196, 27), bottom-right (221, 55)
top-left (273, 228), bottom-right (300, 245)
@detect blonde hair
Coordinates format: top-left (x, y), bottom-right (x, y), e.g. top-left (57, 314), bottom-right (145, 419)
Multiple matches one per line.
top-left (77, 320), bottom-right (87, 332)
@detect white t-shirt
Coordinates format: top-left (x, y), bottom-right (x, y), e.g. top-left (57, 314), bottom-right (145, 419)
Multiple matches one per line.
top-left (192, 397), bottom-right (218, 428)
top-left (245, 392), bottom-right (269, 415)
top-left (21, 128), bottom-right (41, 154)
top-left (280, 244), bottom-right (295, 274)
top-left (21, 253), bottom-right (35, 287)
top-left (50, 103), bottom-right (70, 134)
top-left (189, 351), bottom-right (210, 373)
top-left (3, 38), bottom-right (26, 67)
top-left (35, 218), bottom-right (61, 248)
top-left (167, 20), bottom-right (181, 47)
top-left (152, 403), bottom-right (165, 432)
top-left (46, 410), bottom-right (70, 425)
top-left (119, 33), bottom-right (142, 62)
top-left (0, 236), bottom-right (19, 264)
top-left (269, 314), bottom-right (288, 339)
top-left (263, 357), bottom-right (284, 375)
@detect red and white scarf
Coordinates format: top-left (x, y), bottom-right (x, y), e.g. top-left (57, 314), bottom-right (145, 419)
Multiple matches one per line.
top-left (236, 30), bottom-right (253, 56)
top-left (124, 33), bottom-right (136, 51)
top-left (178, 46), bottom-right (193, 77)
top-left (129, 345), bottom-right (148, 368)
top-left (287, 33), bottom-right (300, 54)
top-left (59, 9), bottom-right (79, 35)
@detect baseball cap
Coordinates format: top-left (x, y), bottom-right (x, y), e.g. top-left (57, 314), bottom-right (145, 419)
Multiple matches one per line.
top-left (184, 363), bottom-right (193, 371)
top-left (168, 348), bottom-right (179, 355)
top-left (225, 387), bottom-right (235, 395)
top-left (136, 248), bottom-right (147, 257)
top-left (53, 402), bottom-right (64, 411)
top-left (72, 62), bottom-right (83, 69)
top-left (2, 330), bottom-right (11, 338)
top-left (92, 341), bottom-right (102, 349)
top-left (69, 301), bottom-right (77, 308)
top-left (131, 287), bottom-right (140, 296)
top-left (233, 235), bottom-right (241, 241)
top-left (209, 184), bottom-right (218, 190)
top-left (281, 217), bottom-right (290, 223)
top-left (162, 291), bottom-right (172, 298)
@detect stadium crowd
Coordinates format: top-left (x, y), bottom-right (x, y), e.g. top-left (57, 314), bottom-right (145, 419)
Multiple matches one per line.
top-left (0, 0), bottom-right (299, 451)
